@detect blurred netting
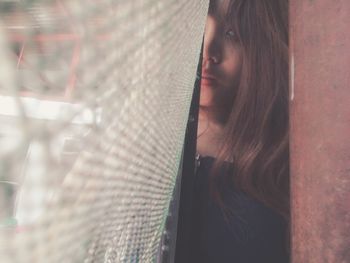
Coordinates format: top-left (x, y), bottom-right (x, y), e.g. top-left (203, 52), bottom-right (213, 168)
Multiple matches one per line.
top-left (0, 0), bottom-right (208, 262)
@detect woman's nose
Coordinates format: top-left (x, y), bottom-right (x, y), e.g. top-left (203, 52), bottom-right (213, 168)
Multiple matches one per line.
top-left (203, 17), bottom-right (222, 66)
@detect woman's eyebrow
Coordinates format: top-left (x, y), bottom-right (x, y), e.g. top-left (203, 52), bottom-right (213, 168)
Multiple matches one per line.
top-left (223, 13), bottom-right (234, 26)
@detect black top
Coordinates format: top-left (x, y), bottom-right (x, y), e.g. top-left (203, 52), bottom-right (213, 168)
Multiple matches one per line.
top-left (188, 156), bottom-right (290, 263)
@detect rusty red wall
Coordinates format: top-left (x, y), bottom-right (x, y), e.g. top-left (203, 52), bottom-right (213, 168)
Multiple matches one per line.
top-left (289, 1), bottom-right (350, 262)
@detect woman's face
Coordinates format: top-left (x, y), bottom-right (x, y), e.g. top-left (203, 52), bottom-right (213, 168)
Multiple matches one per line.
top-left (200, 0), bottom-right (242, 114)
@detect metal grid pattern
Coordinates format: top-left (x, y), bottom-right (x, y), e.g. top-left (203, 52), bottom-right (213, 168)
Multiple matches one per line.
top-left (0, 0), bottom-right (208, 262)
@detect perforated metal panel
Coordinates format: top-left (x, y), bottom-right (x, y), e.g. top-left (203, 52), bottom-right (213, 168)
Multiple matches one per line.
top-left (0, 0), bottom-right (209, 262)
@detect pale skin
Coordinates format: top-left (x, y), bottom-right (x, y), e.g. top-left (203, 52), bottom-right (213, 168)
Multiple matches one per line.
top-left (197, 0), bottom-right (243, 157)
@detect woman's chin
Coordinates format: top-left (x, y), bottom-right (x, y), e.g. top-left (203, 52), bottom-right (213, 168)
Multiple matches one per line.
top-left (199, 94), bottom-right (214, 107)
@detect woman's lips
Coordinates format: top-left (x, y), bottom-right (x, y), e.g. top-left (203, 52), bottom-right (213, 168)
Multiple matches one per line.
top-left (201, 79), bottom-right (216, 86)
top-left (201, 76), bottom-right (218, 86)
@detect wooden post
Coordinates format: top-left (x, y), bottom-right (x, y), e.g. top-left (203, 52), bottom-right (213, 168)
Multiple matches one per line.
top-left (289, 1), bottom-right (350, 262)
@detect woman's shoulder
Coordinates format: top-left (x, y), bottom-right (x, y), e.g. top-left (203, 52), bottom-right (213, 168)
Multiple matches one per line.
top-left (195, 155), bottom-right (290, 262)
top-left (197, 154), bottom-right (288, 231)
top-left (204, 197), bottom-right (290, 263)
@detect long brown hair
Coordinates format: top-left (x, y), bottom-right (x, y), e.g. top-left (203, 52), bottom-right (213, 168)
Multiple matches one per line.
top-left (208, 0), bottom-right (290, 223)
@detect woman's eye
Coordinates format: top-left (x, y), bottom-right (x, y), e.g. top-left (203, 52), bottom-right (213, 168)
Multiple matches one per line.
top-left (225, 29), bottom-right (236, 39)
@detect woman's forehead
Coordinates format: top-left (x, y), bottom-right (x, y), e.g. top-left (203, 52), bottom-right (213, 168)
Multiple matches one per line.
top-left (209, 0), bottom-right (231, 21)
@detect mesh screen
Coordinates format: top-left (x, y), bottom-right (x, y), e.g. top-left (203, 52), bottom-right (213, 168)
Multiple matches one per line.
top-left (0, 0), bottom-right (208, 262)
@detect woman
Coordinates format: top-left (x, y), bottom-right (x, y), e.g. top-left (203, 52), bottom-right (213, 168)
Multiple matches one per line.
top-left (191, 0), bottom-right (290, 262)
